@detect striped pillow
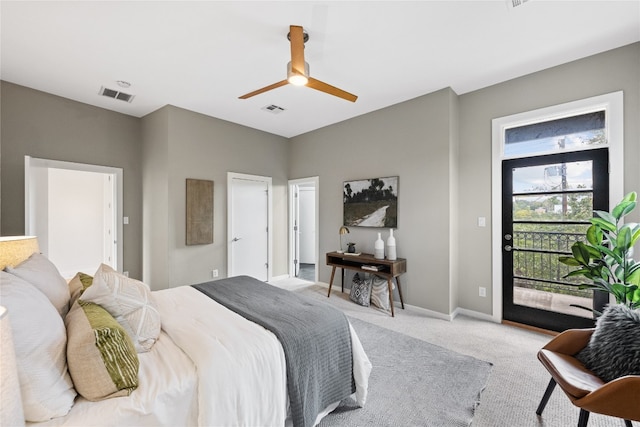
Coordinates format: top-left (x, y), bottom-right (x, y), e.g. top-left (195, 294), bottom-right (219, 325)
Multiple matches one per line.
top-left (65, 300), bottom-right (139, 401)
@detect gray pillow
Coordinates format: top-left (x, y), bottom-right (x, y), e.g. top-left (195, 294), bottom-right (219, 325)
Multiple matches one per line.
top-left (349, 273), bottom-right (371, 307)
top-left (577, 304), bottom-right (640, 382)
top-left (370, 275), bottom-right (391, 311)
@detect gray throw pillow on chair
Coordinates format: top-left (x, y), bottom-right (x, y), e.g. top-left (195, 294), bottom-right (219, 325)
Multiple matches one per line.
top-left (577, 304), bottom-right (640, 382)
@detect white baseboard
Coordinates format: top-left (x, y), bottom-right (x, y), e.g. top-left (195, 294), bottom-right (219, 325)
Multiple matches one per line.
top-left (268, 274), bottom-right (290, 282)
top-left (319, 280), bottom-right (499, 323)
top-left (452, 307), bottom-right (500, 323)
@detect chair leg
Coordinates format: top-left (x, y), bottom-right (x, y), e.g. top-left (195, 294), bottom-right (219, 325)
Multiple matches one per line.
top-left (578, 409), bottom-right (590, 427)
top-left (624, 420), bottom-right (632, 427)
top-left (536, 378), bottom-right (557, 416)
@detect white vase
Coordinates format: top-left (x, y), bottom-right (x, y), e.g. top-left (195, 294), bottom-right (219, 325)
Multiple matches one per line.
top-left (374, 232), bottom-right (384, 260)
top-left (387, 229), bottom-right (397, 260)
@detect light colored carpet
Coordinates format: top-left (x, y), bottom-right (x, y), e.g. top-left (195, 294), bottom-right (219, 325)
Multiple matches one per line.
top-left (318, 317), bottom-right (492, 426)
top-left (292, 283), bottom-right (636, 427)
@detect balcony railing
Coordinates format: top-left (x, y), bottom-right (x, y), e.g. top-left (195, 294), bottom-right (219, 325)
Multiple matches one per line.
top-left (511, 230), bottom-right (591, 298)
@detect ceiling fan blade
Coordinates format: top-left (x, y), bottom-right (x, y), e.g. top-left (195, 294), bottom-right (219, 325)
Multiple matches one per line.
top-left (307, 77), bottom-right (358, 102)
top-left (289, 25), bottom-right (306, 75)
top-left (238, 80), bottom-right (289, 99)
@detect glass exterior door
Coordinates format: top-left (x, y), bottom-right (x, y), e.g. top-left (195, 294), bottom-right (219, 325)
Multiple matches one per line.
top-left (502, 148), bottom-right (609, 331)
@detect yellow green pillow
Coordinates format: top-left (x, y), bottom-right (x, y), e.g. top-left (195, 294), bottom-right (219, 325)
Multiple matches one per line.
top-left (65, 300), bottom-right (139, 401)
top-left (68, 272), bottom-right (93, 306)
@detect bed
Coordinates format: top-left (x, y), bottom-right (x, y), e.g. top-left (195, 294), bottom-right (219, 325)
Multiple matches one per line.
top-left (0, 248), bottom-right (371, 427)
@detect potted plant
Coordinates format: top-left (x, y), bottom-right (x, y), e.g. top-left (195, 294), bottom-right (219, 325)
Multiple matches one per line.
top-left (559, 191), bottom-right (640, 314)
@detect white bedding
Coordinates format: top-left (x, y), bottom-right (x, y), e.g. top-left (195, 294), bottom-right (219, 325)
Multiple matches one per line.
top-left (29, 285), bottom-right (371, 426)
top-left (28, 329), bottom-right (199, 426)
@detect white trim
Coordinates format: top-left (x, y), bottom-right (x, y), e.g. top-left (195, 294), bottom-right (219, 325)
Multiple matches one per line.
top-left (453, 307), bottom-right (501, 323)
top-left (227, 172), bottom-right (273, 281)
top-left (491, 91), bottom-right (624, 324)
top-left (24, 156), bottom-right (123, 272)
top-left (287, 177), bottom-right (320, 282)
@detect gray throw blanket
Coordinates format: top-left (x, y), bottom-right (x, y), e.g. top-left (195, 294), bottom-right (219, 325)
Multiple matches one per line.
top-left (193, 276), bottom-right (355, 427)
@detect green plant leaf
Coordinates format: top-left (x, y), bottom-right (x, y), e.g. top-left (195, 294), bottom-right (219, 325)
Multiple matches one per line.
top-left (558, 256), bottom-right (581, 266)
top-left (628, 262), bottom-right (640, 275)
top-left (590, 217), bottom-right (617, 233)
top-left (629, 224), bottom-right (640, 247)
top-left (597, 245), bottom-right (623, 264)
top-left (585, 225), bottom-right (603, 246)
top-left (610, 283), bottom-right (628, 303)
top-left (564, 269), bottom-right (592, 278)
top-left (594, 210), bottom-right (617, 225)
top-left (617, 224), bottom-right (633, 250)
top-left (626, 267), bottom-right (640, 286)
top-left (571, 242), bottom-right (592, 265)
top-left (612, 200), bottom-right (636, 220)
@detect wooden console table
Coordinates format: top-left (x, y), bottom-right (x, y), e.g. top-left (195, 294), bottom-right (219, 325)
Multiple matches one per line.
top-left (326, 251), bottom-right (406, 317)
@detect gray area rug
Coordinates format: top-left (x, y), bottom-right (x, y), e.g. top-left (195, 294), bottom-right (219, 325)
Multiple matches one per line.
top-left (319, 317), bottom-right (493, 427)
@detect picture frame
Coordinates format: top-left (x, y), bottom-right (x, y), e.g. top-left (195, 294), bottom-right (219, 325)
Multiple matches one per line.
top-left (186, 178), bottom-right (214, 245)
top-left (343, 176), bottom-right (398, 227)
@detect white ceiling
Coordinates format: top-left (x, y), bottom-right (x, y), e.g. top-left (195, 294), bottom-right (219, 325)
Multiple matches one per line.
top-left (1, 1), bottom-right (639, 138)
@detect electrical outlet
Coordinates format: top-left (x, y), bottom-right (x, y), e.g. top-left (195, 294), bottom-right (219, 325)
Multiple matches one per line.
top-left (479, 287), bottom-right (486, 297)
top-left (212, 269), bottom-right (219, 278)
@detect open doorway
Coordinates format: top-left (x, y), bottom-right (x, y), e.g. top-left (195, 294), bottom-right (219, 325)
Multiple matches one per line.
top-left (24, 156), bottom-right (123, 278)
top-left (288, 177), bottom-right (319, 283)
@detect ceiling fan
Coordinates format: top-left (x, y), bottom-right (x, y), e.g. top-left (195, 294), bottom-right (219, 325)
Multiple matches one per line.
top-left (239, 25), bottom-right (357, 102)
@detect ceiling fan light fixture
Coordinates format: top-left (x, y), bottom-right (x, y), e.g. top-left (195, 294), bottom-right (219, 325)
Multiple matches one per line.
top-left (287, 61), bottom-right (309, 86)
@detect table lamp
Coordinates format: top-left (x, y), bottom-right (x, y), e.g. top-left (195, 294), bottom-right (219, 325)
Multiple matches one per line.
top-left (338, 226), bottom-right (350, 253)
top-left (0, 236), bottom-right (40, 270)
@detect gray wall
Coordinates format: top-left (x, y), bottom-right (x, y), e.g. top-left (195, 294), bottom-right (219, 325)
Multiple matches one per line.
top-left (290, 88), bottom-right (458, 315)
top-left (457, 42), bottom-right (640, 315)
top-left (2, 42), bottom-right (638, 316)
top-left (142, 105), bottom-right (290, 289)
top-left (0, 81), bottom-right (143, 279)
top-left (290, 42), bottom-right (639, 317)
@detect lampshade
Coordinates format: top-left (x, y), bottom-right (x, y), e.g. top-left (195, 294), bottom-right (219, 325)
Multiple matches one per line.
top-left (0, 306), bottom-right (25, 426)
top-left (338, 226), bottom-right (350, 252)
top-left (0, 236), bottom-right (39, 270)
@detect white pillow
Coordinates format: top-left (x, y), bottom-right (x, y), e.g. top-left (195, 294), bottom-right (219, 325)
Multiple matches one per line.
top-left (5, 252), bottom-right (71, 317)
top-left (0, 271), bottom-right (76, 422)
top-left (80, 264), bottom-right (160, 352)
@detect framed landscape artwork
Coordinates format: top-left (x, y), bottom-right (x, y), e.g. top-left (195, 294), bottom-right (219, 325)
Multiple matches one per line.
top-left (343, 176), bottom-right (398, 227)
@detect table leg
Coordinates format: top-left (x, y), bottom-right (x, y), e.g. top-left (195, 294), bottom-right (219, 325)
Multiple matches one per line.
top-left (396, 276), bottom-right (405, 309)
top-left (387, 278), bottom-right (395, 317)
top-left (328, 266), bottom-right (337, 297)
top-left (341, 269), bottom-right (344, 293)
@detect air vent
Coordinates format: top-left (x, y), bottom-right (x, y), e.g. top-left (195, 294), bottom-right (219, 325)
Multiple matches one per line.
top-left (507, 0), bottom-right (533, 9)
top-left (261, 104), bottom-right (286, 114)
top-left (99, 86), bottom-right (135, 103)
top-left (507, 0), bottom-right (533, 8)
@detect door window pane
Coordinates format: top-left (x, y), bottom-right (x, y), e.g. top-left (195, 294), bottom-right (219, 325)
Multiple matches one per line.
top-left (505, 111), bottom-right (606, 157)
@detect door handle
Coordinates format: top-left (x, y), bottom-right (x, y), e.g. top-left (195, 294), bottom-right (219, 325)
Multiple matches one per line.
top-left (504, 245), bottom-right (512, 252)
top-left (232, 237), bottom-right (241, 242)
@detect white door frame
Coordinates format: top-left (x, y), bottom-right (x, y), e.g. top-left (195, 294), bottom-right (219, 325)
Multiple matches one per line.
top-left (24, 156), bottom-right (123, 272)
top-left (288, 176), bottom-right (319, 281)
top-left (490, 91), bottom-right (624, 323)
top-left (227, 172), bottom-right (273, 280)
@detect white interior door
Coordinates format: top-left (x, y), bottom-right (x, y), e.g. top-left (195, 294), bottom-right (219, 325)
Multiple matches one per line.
top-left (228, 173), bottom-right (271, 281)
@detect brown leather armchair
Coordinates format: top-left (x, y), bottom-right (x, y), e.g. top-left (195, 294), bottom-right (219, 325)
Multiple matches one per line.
top-left (536, 328), bottom-right (640, 427)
